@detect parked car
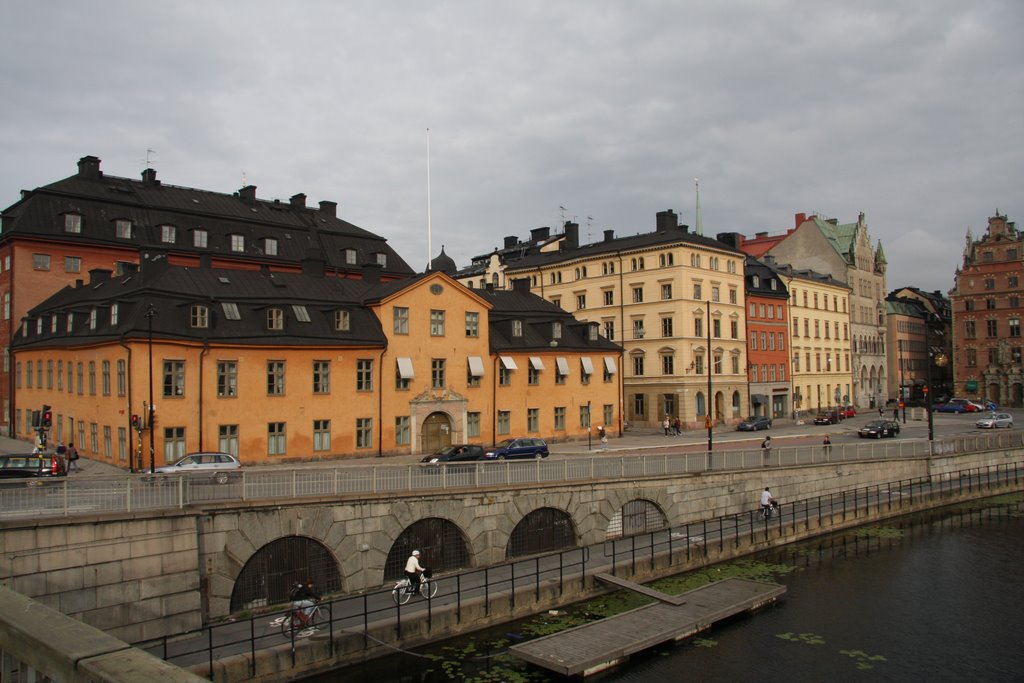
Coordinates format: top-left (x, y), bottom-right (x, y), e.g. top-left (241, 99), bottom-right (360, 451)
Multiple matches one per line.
top-left (858, 420), bottom-right (901, 438)
top-left (420, 444), bottom-right (485, 464)
top-left (948, 398), bottom-right (982, 412)
top-left (0, 453), bottom-right (67, 480)
top-left (153, 452), bottom-right (241, 483)
top-left (934, 402), bottom-right (968, 413)
top-left (840, 405), bottom-right (857, 418)
top-left (736, 416), bottom-right (772, 431)
top-left (813, 413), bottom-right (838, 425)
top-left (482, 438), bottom-right (549, 460)
top-left (975, 412), bottom-right (1013, 429)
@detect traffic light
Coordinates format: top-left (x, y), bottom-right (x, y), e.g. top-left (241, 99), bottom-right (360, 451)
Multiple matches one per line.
top-left (131, 414), bottom-right (140, 430)
top-left (42, 405), bottom-right (52, 429)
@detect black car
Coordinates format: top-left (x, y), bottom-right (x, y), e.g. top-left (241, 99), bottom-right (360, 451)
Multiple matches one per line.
top-left (482, 438), bottom-right (549, 460)
top-left (420, 444), bottom-right (485, 465)
top-left (737, 416), bottom-right (772, 431)
top-left (0, 453), bottom-right (67, 480)
top-left (813, 413), bottom-right (839, 425)
top-left (858, 420), bottom-right (901, 438)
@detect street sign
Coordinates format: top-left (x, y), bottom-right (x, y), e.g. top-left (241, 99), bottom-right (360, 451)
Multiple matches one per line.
top-left (704, 416), bottom-right (713, 429)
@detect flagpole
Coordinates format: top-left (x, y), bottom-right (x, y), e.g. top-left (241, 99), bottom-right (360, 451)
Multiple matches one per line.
top-left (427, 128), bottom-right (432, 269)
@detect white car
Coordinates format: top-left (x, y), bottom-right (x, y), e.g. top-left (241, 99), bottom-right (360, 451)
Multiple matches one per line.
top-left (975, 413), bottom-right (1013, 429)
top-left (154, 452), bottom-right (241, 483)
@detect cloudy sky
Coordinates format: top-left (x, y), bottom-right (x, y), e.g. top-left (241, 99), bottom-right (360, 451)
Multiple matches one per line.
top-left (1, 1), bottom-right (1021, 293)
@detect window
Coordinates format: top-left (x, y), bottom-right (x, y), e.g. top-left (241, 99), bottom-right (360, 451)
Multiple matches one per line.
top-left (313, 419), bottom-right (331, 451)
top-left (713, 319), bottom-right (721, 338)
top-left (576, 293), bottom-right (586, 309)
top-left (965, 299), bottom-right (975, 311)
top-left (191, 305), bottom-right (209, 329)
top-left (101, 360), bottom-right (110, 396)
top-left (527, 408), bottom-right (539, 433)
top-left (354, 418), bottom-right (372, 448)
top-left (193, 229), bottom-right (208, 248)
top-left (465, 311), bottom-right (479, 337)
top-left (313, 360), bottom-right (331, 393)
top-left (662, 354), bottom-right (674, 375)
top-left (264, 238), bottom-right (278, 256)
top-left (987, 319), bottom-right (998, 337)
top-left (375, 253), bottom-right (387, 267)
top-left (528, 365), bottom-right (540, 386)
top-left (729, 289), bottom-right (737, 304)
top-left (33, 254), bottom-right (50, 271)
top-left (222, 302), bottom-right (241, 320)
top-left (468, 412), bottom-right (481, 438)
top-left (693, 283), bottom-right (702, 299)
top-left (267, 308), bottom-right (283, 330)
top-left (554, 407), bottom-right (566, 430)
top-left (110, 304), bottom-right (119, 326)
top-left (751, 334), bottom-right (758, 351)
top-left (344, 248), bottom-right (357, 264)
top-left (731, 320), bottom-right (738, 339)
top-left (116, 219), bottom-right (132, 239)
top-left (580, 358), bottom-right (592, 384)
top-left (1012, 318), bottom-right (1022, 338)
top-left (580, 404), bottom-right (591, 427)
top-left (499, 366), bottom-right (511, 385)
top-left (662, 317), bottom-right (673, 337)
top-left (497, 410), bottom-right (511, 435)
top-left (633, 355), bottom-right (644, 376)
top-left (984, 278), bottom-right (995, 290)
top-left (633, 319), bottom-right (645, 339)
top-left (966, 348), bottom-right (977, 367)
top-left (430, 310), bottom-right (445, 336)
top-left (987, 299), bottom-right (997, 310)
top-left (217, 361), bottom-right (237, 397)
top-left (335, 310), bottom-right (350, 331)
top-left (714, 353), bottom-right (722, 374)
top-left (292, 305), bottom-right (310, 323)
top-left (267, 361), bottom-right (285, 395)
top-left (162, 361), bottom-right (185, 397)
top-left (691, 253), bottom-right (701, 268)
top-left (230, 234), bottom-right (245, 252)
top-left (431, 359), bottom-right (446, 389)
top-left (64, 214), bottom-right (82, 233)
top-left (393, 307), bottom-right (409, 334)
top-left (218, 425), bottom-right (238, 455)
top-left (695, 317), bottom-right (703, 337)
top-left (395, 416), bottom-right (411, 446)
top-left (268, 422), bottom-right (286, 455)
top-left (467, 357), bottom-right (483, 387)
top-left (163, 427), bottom-right (186, 463)
top-left (512, 320), bottom-right (523, 337)
top-left (603, 320), bottom-right (614, 339)
top-left (357, 359), bottom-right (373, 391)
top-left (633, 393), bottom-right (647, 418)
top-left (1009, 275), bottom-right (1019, 288)
top-left (603, 290), bottom-right (614, 306)
top-left (632, 286), bottom-right (644, 303)
top-left (63, 256), bottom-right (82, 273)
top-left (711, 286), bottom-right (720, 302)
top-left (160, 224), bottom-right (176, 243)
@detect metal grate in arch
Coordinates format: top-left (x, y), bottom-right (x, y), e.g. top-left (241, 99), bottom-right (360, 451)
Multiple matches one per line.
top-left (383, 517), bottom-right (472, 581)
top-left (506, 507), bottom-right (577, 558)
top-left (606, 499), bottom-right (668, 540)
top-left (229, 536), bottom-right (341, 613)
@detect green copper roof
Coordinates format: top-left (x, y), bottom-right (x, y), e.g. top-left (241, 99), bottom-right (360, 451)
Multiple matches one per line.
top-left (811, 216), bottom-right (858, 258)
top-left (875, 240), bottom-right (887, 265)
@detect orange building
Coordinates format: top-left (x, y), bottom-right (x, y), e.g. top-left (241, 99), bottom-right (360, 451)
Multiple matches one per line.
top-left (13, 258), bottom-right (620, 469)
top-left (743, 257), bottom-right (791, 418)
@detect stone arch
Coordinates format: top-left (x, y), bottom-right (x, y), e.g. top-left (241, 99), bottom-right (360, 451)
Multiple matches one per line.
top-left (695, 391), bottom-right (706, 417)
top-left (606, 499), bottom-right (668, 540)
top-left (383, 516), bottom-right (472, 581)
top-left (229, 535), bottom-right (341, 613)
top-left (987, 382), bottom-right (1001, 405)
top-left (731, 390), bottom-right (741, 417)
top-left (506, 507), bottom-right (577, 559)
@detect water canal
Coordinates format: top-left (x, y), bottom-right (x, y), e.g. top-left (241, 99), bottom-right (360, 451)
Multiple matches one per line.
top-left (311, 495), bottom-right (1024, 682)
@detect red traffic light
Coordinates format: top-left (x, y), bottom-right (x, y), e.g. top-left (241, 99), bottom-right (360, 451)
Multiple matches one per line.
top-left (131, 414), bottom-right (139, 428)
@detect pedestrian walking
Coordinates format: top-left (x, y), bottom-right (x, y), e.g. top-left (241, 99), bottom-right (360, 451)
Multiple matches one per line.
top-left (761, 436), bottom-right (772, 466)
top-left (663, 417), bottom-right (671, 436)
top-left (878, 406), bottom-right (884, 418)
top-left (673, 417), bottom-right (681, 435)
top-left (598, 425), bottom-right (609, 450)
top-left (823, 434), bottom-right (832, 457)
top-left (66, 442), bottom-right (80, 473)
top-left (893, 406), bottom-right (899, 421)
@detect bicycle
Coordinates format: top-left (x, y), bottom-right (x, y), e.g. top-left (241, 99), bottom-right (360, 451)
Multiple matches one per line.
top-left (760, 501), bottom-right (779, 520)
top-left (280, 601), bottom-right (322, 637)
top-left (392, 569), bottom-right (437, 604)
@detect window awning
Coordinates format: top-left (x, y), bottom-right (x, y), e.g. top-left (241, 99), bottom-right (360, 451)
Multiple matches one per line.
top-left (751, 393), bottom-right (768, 405)
top-left (604, 357), bottom-right (618, 374)
top-left (500, 356), bottom-right (518, 370)
top-left (468, 356), bottom-right (485, 377)
top-left (529, 356), bottom-right (545, 370)
top-left (556, 357), bottom-right (570, 375)
top-left (396, 357), bottom-right (415, 379)
top-left (580, 356), bottom-right (594, 375)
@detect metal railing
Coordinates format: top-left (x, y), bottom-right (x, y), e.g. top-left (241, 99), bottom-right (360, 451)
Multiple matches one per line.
top-left (133, 460), bottom-right (1024, 678)
top-left (2, 432), bottom-right (1021, 519)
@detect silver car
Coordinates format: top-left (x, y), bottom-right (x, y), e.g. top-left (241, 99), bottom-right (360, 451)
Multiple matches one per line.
top-left (975, 413), bottom-right (1013, 429)
top-left (154, 452), bottom-right (241, 483)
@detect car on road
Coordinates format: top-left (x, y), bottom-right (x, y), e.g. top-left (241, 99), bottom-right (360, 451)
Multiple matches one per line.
top-left (420, 444), bottom-right (485, 464)
top-left (945, 398), bottom-right (982, 413)
top-left (736, 416), bottom-right (772, 431)
top-left (858, 420), bottom-right (901, 438)
top-left (813, 413), bottom-right (839, 425)
top-left (153, 452), bottom-right (241, 483)
top-left (975, 412), bottom-right (1013, 429)
top-left (0, 453), bottom-right (67, 480)
top-left (482, 438), bottom-right (549, 460)
top-left (934, 402), bottom-right (969, 413)
top-left (839, 405), bottom-right (857, 418)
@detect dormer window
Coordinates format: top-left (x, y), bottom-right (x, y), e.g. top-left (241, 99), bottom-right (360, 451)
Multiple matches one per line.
top-left (36, 318), bottom-right (42, 335)
top-left (64, 213), bottom-right (82, 233)
top-left (160, 224), bottom-right (176, 243)
top-left (267, 308), bottom-right (283, 330)
top-left (191, 304), bottom-right (209, 329)
top-left (110, 304), bottom-right (119, 326)
top-left (264, 238), bottom-right (278, 256)
top-left (222, 302), bottom-right (240, 320)
top-left (344, 249), bottom-right (357, 265)
top-left (752, 275), bottom-right (760, 288)
top-left (230, 234), bottom-right (245, 252)
top-left (66, 313), bottom-right (74, 333)
top-left (292, 305), bottom-right (310, 322)
top-left (89, 308), bottom-right (97, 330)
top-left (193, 229), bottom-right (208, 248)
top-left (552, 321), bottom-right (562, 339)
top-left (51, 315), bottom-right (58, 334)
top-left (375, 252), bottom-right (387, 267)
top-left (512, 320), bottom-right (523, 337)
top-left (115, 219), bottom-right (132, 239)
top-left (335, 310), bottom-right (350, 331)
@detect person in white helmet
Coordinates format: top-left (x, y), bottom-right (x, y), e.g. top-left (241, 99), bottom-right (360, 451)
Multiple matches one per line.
top-left (404, 549), bottom-right (426, 593)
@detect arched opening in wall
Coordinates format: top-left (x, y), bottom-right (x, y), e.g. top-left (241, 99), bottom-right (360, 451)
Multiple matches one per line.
top-left (695, 392), bottom-right (706, 418)
top-left (229, 536), bottom-right (341, 613)
top-left (987, 383), bottom-right (1001, 405)
top-left (506, 507), bottom-right (577, 559)
top-left (384, 517), bottom-right (471, 582)
top-left (1013, 383), bottom-right (1023, 407)
top-left (606, 499), bottom-right (668, 540)
top-left (421, 412), bottom-right (453, 453)
top-left (714, 391), bottom-right (725, 422)
top-left (731, 390), bottom-right (741, 418)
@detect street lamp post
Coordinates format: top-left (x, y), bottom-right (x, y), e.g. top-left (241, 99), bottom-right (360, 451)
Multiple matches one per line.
top-left (924, 313), bottom-right (949, 443)
top-left (145, 304), bottom-right (156, 474)
top-left (706, 300), bottom-right (713, 463)
top-left (898, 338), bottom-right (906, 424)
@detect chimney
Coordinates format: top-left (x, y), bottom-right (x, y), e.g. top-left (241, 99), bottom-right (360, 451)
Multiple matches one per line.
top-left (755, 231), bottom-right (768, 239)
top-left (361, 262), bottom-right (382, 286)
top-left (88, 268), bottom-right (113, 285)
top-left (319, 200), bottom-right (337, 217)
top-left (563, 221), bottom-right (579, 249)
top-left (238, 185), bottom-right (257, 203)
top-left (794, 212), bottom-right (807, 228)
top-left (290, 193), bottom-right (306, 208)
top-left (679, 224), bottom-right (690, 233)
top-left (511, 278), bottom-right (531, 293)
top-left (655, 210), bottom-right (678, 232)
top-left (504, 235), bottom-right (519, 249)
top-left (763, 254), bottom-right (776, 265)
top-left (141, 168), bottom-right (159, 186)
top-left (530, 227), bottom-right (551, 242)
top-left (603, 229), bottom-right (615, 242)
top-left (77, 156), bottom-right (102, 180)
top-left (716, 232), bottom-right (742, 249)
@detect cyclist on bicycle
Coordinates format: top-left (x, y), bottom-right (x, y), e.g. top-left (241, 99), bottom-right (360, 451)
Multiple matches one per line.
top-left (290, 580), bottom-right (320, 618)
top-left (760, 487), bottom-right (777, 517)
top-left (404, 550), bottom-right (426, 594)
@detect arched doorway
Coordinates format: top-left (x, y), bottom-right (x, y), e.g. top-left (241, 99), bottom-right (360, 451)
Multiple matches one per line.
top-left (987, 383), bottom-right (1001, 405)
top-left (421, 412), bottom-right (453, 453)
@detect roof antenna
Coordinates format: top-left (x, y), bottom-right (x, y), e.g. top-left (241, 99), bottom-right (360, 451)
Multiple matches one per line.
top-left (586, 215), bottom-right (593, 243)
top-left (694, 178), bottom-right (704, 236)
top-left (143, 148), bottom-right (157, 169)
top-left (241, 171), bottom-right (247, 187)
top-left (559, 205), bottom-right (567, 228)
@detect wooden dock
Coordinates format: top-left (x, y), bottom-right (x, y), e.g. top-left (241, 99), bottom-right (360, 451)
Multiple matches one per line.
top-left (508, 576), bottom-right (786, 677)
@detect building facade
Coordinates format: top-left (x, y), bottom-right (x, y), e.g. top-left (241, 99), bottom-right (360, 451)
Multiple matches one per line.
top-left (950, 212), bottom-right (1024, 406)
top-left (886, 288), bottom-right (952, 405)
top-left (743, 257), bottom-right (791, 419)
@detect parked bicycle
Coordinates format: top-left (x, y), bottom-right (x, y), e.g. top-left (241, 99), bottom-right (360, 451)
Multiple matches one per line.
top-left (392, 568), bottom-right (437, 604)
top-left (280, 601), bottom-right (323, 637)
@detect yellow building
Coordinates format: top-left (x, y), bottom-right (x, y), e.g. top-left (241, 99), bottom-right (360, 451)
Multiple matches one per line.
top-left (457, 212), bottom-right (747, 430)
top-left (13, 257), bottom-right (620, 469)
top-left (774, 264), bottom-right (854, 416)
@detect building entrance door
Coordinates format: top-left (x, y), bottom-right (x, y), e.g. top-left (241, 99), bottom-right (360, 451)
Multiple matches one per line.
top-left (421, 412), bottom-right (452, 453)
